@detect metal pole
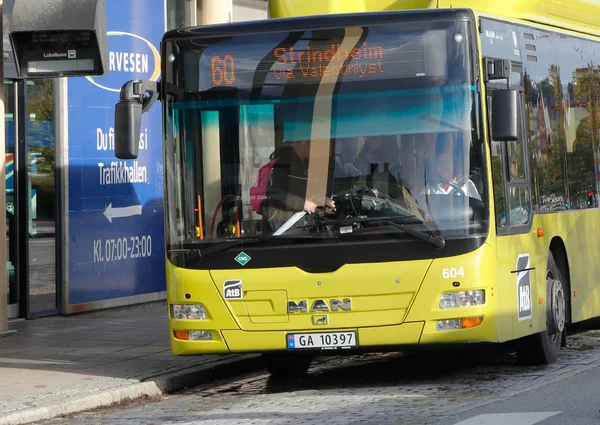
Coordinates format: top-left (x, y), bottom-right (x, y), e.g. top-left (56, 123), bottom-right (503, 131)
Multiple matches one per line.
top-left (199, 0), bottom-right (232, 25)
top-left (55, 77), bottom-right (69, 313)
top-left (0, 0), bottom-right (8, 335)
top-left (185, 0), bottom-right (197, 26)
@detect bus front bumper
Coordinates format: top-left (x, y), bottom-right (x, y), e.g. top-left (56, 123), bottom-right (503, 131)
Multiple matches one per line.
top-left (171, 321), bottom-right (425, 354)
top-left (170, 314), bottom-right (498, 355)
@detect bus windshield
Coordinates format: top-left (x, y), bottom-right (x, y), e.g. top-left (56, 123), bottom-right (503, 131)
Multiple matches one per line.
top-left (164, 18), bottom-right (488, 249)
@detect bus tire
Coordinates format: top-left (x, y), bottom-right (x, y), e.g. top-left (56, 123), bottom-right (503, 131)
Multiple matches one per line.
top-left (515, 251), bottom-right (566, 365)
top-left (262, 352), bottom-right (312, 378)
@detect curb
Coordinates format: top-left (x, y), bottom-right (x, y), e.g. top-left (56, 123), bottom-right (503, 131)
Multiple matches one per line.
top-left (0, 382), bottom-right (163, 425)
top-left (149, 354), bottom-right (262, 393)
top-left (0, 330), bottom-right (17, 339)
top-left (0, 354), bottom-right (263, 425)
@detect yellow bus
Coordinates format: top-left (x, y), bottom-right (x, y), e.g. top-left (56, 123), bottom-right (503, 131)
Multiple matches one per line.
top-left (113, 0), bottom-right (600, 377)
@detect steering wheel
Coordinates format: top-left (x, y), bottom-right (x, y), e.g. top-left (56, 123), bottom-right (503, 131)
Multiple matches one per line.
top-left (313, 206), bottom-right (327, 220)
top-left (444, 180), bottom-right (467, 197)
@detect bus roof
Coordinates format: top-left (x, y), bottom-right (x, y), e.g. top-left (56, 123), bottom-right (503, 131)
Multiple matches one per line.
top-left (269, 0), bottom-right (600, 36)
top-left (164, 8), bottom-right (471, 41)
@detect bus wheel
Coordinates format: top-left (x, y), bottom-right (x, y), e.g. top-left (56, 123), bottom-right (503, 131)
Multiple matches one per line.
top-left (262, 352), bottom-right (312, 378)
top-left (515, 251), bottom-right (566, 365)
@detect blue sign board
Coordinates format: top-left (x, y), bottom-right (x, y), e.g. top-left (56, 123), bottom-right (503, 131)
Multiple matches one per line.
top-left (67, 0), bottom-right (165, 304)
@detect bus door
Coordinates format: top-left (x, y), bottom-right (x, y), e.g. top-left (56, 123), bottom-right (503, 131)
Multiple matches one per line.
top-left (485, 58), bottom-right (543, 339)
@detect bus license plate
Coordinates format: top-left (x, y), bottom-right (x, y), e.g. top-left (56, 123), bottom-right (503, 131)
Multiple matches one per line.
top-left (287, 331), bottom-right (357, 350)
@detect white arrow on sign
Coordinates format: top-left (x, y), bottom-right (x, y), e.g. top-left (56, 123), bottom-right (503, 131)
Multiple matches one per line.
top-left (103, 203), bottom-right (142, 223)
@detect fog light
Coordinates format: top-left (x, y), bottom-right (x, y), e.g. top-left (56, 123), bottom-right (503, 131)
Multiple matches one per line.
top-left (171, 304), bottom-right (207, 320)
top-left (190, 330), bottom-right (212, 340)
top-left (436, 317), bottom-right (483, 331)
top-left (439, 290), bottom-right (485, 309)
top-left (436, 319), bottom-right (461, 331)
top-left (173, 330), bottom-right (213, 340)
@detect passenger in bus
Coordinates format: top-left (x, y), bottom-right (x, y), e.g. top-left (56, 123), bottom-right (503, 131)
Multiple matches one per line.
top-left (333, 138), bottom-right (362, 178)
top-left (416, 142), bottom-right (482, 226)
top-left (420, 150), bottom-right (481, 200)
top-left (262, 139), bottom-right (336, 233)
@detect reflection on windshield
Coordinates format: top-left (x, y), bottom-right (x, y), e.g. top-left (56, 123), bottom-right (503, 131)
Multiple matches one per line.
top-left (164, 19), bottom-right (488, 247)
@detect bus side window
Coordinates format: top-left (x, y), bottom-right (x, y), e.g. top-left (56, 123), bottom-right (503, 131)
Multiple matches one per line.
top-left (490, 136), bottom-right (507, 227)
top-left (488, 95), bottom-right (507, 228)
top-left (506, 99), bottom-right (532, 227)
top-left (489, 91), bottom-right (531, 229)
top-left (507, 186), bottom-right (531, 226)
top-left (506, 139), bottom-right (525, 181)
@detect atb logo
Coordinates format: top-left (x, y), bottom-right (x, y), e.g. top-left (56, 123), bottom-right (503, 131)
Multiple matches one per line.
top-left (516, 254), bottom-right (532, 321)
top-left (223, 280), bottom-right (243, 300)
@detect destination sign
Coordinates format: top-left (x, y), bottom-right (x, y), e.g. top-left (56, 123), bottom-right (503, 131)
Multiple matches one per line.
top-left (198, 25), bottom-right (454, 91)
top-left (209, 42), bottom-right (385, 87)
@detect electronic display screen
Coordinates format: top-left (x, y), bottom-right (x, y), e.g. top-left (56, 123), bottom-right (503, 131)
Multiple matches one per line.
top-left (196, 23), bottom-right (455, 92)
top-left (11, 30), bottom-right (104, 77)
top-left (27, 58), bottom-right (95, 73)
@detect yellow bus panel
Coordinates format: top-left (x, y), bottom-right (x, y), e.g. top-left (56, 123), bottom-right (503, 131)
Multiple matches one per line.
top-left (167, 241), bottom-right (527, 354)
top-left (269, 0), bottom-right (600, 35)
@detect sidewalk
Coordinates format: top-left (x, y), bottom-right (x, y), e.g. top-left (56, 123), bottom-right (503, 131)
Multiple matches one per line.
top-left (0, 301), bottom-right (262, 425)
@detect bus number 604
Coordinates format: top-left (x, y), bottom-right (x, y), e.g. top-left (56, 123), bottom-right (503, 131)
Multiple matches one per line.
top-left (442, 267), bottom-right (465, 279)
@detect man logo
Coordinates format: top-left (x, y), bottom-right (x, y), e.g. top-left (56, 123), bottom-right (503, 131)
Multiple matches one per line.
top-left (288, 298), bottom-right (352, 313)
top-left (312, 315), bottom-right (328, 325)
top-left (223, 280), bottom-right (243, 300)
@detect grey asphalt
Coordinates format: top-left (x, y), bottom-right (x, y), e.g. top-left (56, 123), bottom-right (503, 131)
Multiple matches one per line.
top-left (433, 358), bottom-right (600, 425)
top-left (0, 301), bottom-right (262, 425)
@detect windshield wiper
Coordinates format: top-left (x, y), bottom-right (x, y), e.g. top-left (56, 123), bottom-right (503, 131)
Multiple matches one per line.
top-left (168, 234), bottom-right (337, 259)
top-left (380, 218), bottom-right (445, 248)
top-left (314, 215), bottom-right (445, 248)
top-left (325, 214), bottom-right (423, 226)
top-left (168, 238), bottom-right (261, 259)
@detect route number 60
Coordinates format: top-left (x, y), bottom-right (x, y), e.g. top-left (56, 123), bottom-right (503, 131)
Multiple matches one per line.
top-left (442, 267), bottom-right (465, 279)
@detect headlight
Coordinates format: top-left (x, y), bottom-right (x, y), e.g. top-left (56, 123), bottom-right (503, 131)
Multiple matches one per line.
top-left (171, 304), bottom-right (207, 320)
top-left (439, 290), bottom-right (485, 309)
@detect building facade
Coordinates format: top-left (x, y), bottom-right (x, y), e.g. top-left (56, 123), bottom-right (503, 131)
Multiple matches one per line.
top-left (4, 0), bottom-right (268, 319)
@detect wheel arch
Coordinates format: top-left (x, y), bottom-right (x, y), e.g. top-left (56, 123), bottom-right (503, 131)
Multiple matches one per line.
top-left (549, 237), bottom-right (571, 325)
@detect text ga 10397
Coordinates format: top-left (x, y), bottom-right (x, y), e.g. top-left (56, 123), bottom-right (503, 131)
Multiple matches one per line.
top-left (93, 235), bottom-right (153, 263)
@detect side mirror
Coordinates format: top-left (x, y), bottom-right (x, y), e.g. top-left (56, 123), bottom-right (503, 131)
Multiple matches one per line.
top-left (114, 80), bottom-right (159, 160)
top-left (491, 89), bottom-right (519, 142)
top-left (115, 99), bottom-right (142, 159)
